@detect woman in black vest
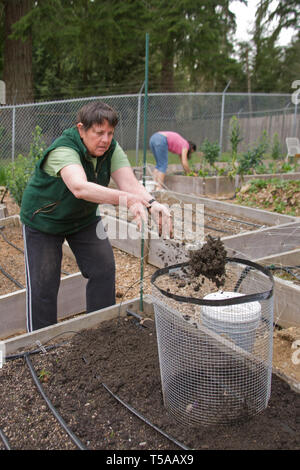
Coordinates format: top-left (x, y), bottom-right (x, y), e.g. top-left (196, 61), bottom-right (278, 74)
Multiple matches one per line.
top-left (21, 101), bottom-right (172, 332)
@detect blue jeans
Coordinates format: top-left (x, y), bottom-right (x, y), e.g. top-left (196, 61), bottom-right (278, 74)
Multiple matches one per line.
top-left (149, 133), bottom-right (168, 173)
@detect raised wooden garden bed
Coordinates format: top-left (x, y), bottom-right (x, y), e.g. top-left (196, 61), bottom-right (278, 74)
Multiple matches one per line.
top-left (0, 190), bottom-right (299, 451)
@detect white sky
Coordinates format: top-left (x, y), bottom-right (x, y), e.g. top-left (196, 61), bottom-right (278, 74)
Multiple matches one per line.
top-left (230, 0), bottom-right (296, 46)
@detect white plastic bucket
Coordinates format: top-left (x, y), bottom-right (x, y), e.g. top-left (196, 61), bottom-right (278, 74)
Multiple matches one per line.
top-left (201, 291), bottom-right (261, 353)
top-left (139, 179), bottom-right (156, 192)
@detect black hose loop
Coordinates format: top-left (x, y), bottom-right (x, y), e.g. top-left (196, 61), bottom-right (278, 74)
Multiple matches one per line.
top-left (151, 257), bottom-right (274, 306)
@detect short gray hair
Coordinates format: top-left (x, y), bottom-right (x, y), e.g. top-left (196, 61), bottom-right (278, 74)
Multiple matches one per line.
top-left (76, 101), bottom-right (119, 130)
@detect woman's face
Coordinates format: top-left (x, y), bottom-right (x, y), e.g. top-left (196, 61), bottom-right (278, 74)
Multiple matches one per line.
top-left (77, 119), bottom-right (114, 157)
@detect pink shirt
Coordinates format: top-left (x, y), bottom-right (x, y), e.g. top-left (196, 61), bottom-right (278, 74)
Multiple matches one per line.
top-left (160, 132), bottom-right (189, 155)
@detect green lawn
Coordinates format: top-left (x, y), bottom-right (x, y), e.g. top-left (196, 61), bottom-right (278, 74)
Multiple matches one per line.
top-left (0, 163), bottom-right (7, 186)
top-left (126, 149), bottom-right (203, 168)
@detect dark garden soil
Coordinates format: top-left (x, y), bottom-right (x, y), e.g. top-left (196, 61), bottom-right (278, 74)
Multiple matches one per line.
top-left (0, 314), bottom-right (300, 451)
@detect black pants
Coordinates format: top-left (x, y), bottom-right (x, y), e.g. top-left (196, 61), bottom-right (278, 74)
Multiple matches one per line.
top-left (23, 219), bottom-right (116, 332)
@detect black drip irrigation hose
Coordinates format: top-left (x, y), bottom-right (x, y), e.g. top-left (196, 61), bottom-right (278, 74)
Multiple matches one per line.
top-left (203, 223), bottom-right (231, 234)
top-left (150, 184), bottom-right (262, 231)
top-left (101, 382), bottom-right (191, 451)
top-left (0, 228), bottom-right (24, 253)
top-left (267, 264), bottom-right (300, 282)
top-left (204, 210), bottom-right (263, 229)
top-left (0, 226), bottom-right (70, 287)
top-left (4, 329), bottom-right (85, 364)
top-left (24, 353), bottom-right (88, 451)
top-left (22, 324), bottom-right (191, 451)
top-left (0, 427), bottom-right (11, 450)
top-left (183, 205), bottom-right (263, 230)
top-left (3, 331), bottom-right (88, 451)
top-left (109, 309), bottom-right (191, 450)
top-left (282, 267), bottom-right (300, 282)
top-left (6, 326), bottom-right (190, 451)
top-left (0, 264), bottom-right (24, 289)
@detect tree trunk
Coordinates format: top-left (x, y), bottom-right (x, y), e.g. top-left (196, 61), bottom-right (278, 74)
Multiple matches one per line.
top-left (245, 47), bottom-right (253, 117)
top-left (3, 0), bottom-right (34, 104)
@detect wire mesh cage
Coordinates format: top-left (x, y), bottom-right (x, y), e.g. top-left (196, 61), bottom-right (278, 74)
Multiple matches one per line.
top-left (151, 257), bottom-right (274, 427)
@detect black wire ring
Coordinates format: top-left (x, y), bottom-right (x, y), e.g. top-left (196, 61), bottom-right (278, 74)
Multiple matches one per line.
top-left (151, 257), bottom-right (274, 306)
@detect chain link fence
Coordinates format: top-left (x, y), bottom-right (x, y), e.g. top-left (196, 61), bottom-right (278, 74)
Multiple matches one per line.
top-left (0, 92), bottom-right (299, 163)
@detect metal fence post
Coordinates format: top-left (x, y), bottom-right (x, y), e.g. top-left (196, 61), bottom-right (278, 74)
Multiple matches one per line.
top-left (293, 101), bottom-right (298, 137)
top-left (136, 82), bottom-right (145, 166)
top-left (219, 81), bottom-right (231, 157)
top-left (12, 106), bottom-right (16, 162)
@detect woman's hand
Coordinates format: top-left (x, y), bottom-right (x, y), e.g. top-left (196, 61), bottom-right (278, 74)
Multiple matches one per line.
top-left (128, 201), bottom-right (148, 231)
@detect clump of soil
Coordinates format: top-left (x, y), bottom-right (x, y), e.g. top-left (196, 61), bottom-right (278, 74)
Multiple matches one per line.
top-left (188, 235), bottom-right (227, 288)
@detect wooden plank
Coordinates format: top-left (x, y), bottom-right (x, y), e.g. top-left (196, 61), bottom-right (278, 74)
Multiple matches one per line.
top-left (3, 296), bottom-right (151, 355)
top-left (0, 214), bottom-right (20, 227)
top-left (162, 190), bottom-right (295, 226)
top-left (272, 278), bottom-right (300, 328)
top-left (0, 272), bottom-right (87, 340)
top-left (256, 249), bottom-right (300, 328)
top-left (163, 172), bottom-right (300, 197)
top-left (222, 221), bottom-right (300, 260)
top-left (0, 204), bottom-right (8, 219)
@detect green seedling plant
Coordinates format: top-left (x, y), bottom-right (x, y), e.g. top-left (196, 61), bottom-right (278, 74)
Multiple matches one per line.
top-left (197, 168), bottom-right (209, 177)
top-left (280, 161), bottom-right (294, 173)
top-left (4, 126), bottom-right (45, 207)
top-left (186, 164), bottom-right (197, 176)
top-left (271, 132), bottom-right (282, 161)
top-left (227, 116), bottom-right (243, 180)
top-left (200, 139), bottom-right (220, 174)
top-left (237, 131), bottom-right (269, 178)
top-left (38, 368), bottom-right (50, 383)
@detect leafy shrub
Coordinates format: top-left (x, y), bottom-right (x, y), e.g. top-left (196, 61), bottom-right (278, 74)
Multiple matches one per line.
top-left (237, 132), bottom-right (268, 176)
top-left (271, 133), bottom-right (282, 160)
top-left (200, 139), bottom-right (220, 169)
top-left (5, 126), bottom-right (45, 206)
top-left (0, 163), bottom-right (7, 186)
top-left (229, 116), bottom-right (243, 160)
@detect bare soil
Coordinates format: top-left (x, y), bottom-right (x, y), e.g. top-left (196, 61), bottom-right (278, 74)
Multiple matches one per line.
top-left (0, 190), bottom-right (299, 451)
top-left (0, 315), bottom-right (299, 451)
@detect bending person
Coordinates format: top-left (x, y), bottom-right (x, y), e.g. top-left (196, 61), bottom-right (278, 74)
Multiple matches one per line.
top-left (20, 101), bottom-right (171, 332)
top-left (149, 131), bottom-right (197, 190)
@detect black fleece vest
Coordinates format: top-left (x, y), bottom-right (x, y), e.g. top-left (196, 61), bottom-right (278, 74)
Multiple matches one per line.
top-left (20, 127), bottom-right (116, 235)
